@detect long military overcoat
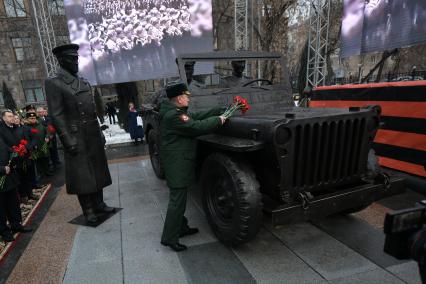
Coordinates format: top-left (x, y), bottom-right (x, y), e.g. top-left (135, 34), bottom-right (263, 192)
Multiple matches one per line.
top-left (45, 68), bottom-right (112, 195)
top-left (159, 100), bottom-right (223, 188)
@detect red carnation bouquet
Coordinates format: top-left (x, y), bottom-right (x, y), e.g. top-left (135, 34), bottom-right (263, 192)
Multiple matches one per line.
top-left (222, 95), bottom-right (251, 118)
top-left (0, 139), bottom-right (28, 191)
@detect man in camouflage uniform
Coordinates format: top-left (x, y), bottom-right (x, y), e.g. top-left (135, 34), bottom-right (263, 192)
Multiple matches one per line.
top-left (159, 82), bottom-right (226, 251)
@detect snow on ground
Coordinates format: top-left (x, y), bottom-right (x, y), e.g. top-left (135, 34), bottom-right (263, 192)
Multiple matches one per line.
top-left (101, 116), bottom-right (134, 145)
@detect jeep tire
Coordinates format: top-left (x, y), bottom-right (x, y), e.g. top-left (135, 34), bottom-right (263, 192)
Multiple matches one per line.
top-left (200, 153), bottom-right (262, 246)
top-left (148, 129), bottom-right (164, 179)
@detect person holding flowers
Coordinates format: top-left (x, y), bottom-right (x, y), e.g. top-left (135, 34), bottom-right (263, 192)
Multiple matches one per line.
top-left (0, 111), bottom-right (32, 242)
top-left (159, 82), bottom-right (227, 252)
top-left (25, 112), bottom-right (51, 180)
top-left (13, 114), bottom-right (38, 201)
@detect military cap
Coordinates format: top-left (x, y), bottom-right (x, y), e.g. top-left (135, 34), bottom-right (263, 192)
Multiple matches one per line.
top-left (166, 82), bottom-right (190, 99)
top-left (26, 112), bottom-right (37, 118)
top-left (52, 43), bottom-right (79, 57)
top-left (25, 104), bottom-right (36, 112)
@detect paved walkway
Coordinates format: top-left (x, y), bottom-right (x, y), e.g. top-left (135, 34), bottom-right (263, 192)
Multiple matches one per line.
top-left (57, 159), bottom-right (421, 284)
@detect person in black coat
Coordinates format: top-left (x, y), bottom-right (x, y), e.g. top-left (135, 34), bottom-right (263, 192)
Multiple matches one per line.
top-left (127, 102), bottom-right (144, 145)
top-left (0, 111), bottom-right (32, 242)
top-left (106, 103), bottom-right (117, 124)
top-left (13, 114), bottom-right (37, 201)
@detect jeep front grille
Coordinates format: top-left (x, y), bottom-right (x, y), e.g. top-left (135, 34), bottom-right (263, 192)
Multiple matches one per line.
top-left (291, 118), bottom-right (368, 191)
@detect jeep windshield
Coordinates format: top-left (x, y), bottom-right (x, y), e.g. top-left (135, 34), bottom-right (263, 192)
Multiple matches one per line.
top-left (176, 51), bottom-right (292, 96)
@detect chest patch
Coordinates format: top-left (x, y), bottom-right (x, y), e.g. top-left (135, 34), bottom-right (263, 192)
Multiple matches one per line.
top-left (179, 114), bottom-right (190, 123)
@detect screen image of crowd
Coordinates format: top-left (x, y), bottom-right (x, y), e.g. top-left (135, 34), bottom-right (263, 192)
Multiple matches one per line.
top-left (341, 0), bottom-right (426, 57)
top-left (64, 0), bottom-right (213, 85)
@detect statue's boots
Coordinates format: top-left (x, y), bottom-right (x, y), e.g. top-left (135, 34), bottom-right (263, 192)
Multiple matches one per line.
top-left (77, 194), bottom-right (98, 224)
top-left (91, 191), bottom-right (115, 214)
top-left (95, 201), bottom-right (116, 214)
top-left (83, 208), bottom-right (98, 224)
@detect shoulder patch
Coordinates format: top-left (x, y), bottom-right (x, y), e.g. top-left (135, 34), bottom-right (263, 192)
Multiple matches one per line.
top-left (179, 114), bottom-right (190, 123)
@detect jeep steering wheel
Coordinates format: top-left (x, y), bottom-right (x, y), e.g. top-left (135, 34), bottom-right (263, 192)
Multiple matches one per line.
top-left (242, 79), bottom-right (273, 87)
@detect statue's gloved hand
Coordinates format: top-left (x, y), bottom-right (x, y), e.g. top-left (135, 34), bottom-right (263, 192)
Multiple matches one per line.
top-left (67, 145), bottom-right (78, 156)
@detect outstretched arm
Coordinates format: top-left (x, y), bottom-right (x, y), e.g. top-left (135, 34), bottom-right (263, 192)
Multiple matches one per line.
top-left (167, 112), bottom-right (222, 138)
top-left (190, 107), bottom-right (226, 120)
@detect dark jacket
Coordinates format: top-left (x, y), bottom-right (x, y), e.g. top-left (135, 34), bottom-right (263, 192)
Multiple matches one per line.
top-left (159, 100), bottom-right (223, 188)
top-left (0, 136), bottom-right (20, 192)
top-left (127, 110), bottom-right (143, 140)
top-left (0, 122), bottom-right (20, 149)
top-left (45, 68), bottom-right (112, 195)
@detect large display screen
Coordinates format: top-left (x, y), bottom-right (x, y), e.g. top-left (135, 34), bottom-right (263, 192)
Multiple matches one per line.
top-left (341, 0), bottom-right (426, 58)
top-left (64, 0), bottom-right (213, 85)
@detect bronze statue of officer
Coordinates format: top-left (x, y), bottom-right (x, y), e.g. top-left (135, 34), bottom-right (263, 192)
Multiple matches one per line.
top-left (44, 44), bottom-right (114, 224)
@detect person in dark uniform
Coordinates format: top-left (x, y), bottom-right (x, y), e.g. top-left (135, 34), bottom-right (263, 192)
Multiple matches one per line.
top-left (0, 110), bottom-right (32, 242)
top-left (44, 44), bottom-right (114, 224)
top-left (159, 82), bottom-right (226, 251)
top-left (220, 60), bottom-right (251, 87)
top-left (106, 103), bottom-right (117, 124)
top-left (26, 112), bottom-right (51, 179)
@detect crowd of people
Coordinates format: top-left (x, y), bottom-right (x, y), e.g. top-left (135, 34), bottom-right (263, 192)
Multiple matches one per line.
top-left (0, 105), bottom-right (61, 243)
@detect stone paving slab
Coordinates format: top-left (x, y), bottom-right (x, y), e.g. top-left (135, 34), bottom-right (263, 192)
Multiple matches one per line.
top-left (232, 229), bottom-right (327, 284)
top-left (386, 261), bottom-right (422, 284)
top-left (179, 242), bottom-right (256, 284)
top-left (313, 215), bottom-right (406, 268)
top-left (62, 159), bottom-right (418, 284)
top-left (329, 268), bottom-right (404, 284)
top-left (265, 222), bottom-right (378, 281)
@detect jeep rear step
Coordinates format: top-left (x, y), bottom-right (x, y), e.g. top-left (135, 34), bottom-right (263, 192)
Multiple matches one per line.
top-left (265, 176), bottom-right (405, 225)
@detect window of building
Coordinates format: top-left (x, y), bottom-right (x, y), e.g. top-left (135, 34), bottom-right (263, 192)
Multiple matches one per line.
top-left (56, 35), bottom-right (70, 45)
top-left (48, 0), bottom-right (65, 16)
top-left (11, 37), bottom-right (33, 62)
top-left (22, 80), bottom-right (44, 103)
top-left (4, 0), bottom-right (26, 17)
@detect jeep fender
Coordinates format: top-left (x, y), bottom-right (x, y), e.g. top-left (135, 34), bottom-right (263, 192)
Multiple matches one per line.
top-left (197, 134), bottom-right (264, 152)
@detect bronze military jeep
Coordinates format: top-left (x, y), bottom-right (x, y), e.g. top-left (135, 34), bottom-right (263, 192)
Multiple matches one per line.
top-left (142, 51), bottom-right (404, 246)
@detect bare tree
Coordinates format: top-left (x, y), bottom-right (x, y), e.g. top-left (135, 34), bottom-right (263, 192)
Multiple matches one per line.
top-left (251, 0), bottom-right (298, 81)
top-left (212, 0), bottom-right (233, 50)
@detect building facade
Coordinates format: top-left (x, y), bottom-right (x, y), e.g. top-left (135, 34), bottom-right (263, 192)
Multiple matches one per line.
top-left (0, 0), bottom-right (70, 109)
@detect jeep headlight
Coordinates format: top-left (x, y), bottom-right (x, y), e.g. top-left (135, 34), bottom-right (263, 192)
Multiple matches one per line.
top-left (275, 125), bottom-right (292, 145)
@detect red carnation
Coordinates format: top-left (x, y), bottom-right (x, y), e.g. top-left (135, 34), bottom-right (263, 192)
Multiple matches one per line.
top-left (31, 128), bottom-right (39, 134)
top-left (47, 124), bottom-right (56, 134)
top-left (20, 139), bottom-right (28, 146)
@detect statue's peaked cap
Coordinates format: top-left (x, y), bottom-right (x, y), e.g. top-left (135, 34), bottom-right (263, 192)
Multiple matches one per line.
top-left (52, 44), bottom-right (79, 57)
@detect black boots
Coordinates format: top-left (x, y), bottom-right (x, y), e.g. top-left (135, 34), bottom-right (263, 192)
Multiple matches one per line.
top-left (83, 208), bottom-right (98, 224)
top-left (161, 241), bottom-right (188, 252)
top-left (179, 227), bottom-right (199, 238)
top-left (78, 191), bottom-right (115, 224)
top-left (95, 202), bottom-right (116, 214)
